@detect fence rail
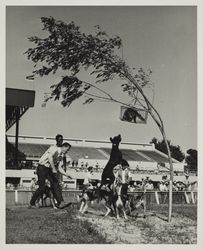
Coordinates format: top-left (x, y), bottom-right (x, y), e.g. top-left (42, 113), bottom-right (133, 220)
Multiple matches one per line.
top-left (6, 190), bottom-right (197, 206)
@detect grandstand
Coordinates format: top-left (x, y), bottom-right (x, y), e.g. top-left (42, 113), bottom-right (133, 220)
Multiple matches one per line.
top-left (5, 134), bottom-right (196, 190)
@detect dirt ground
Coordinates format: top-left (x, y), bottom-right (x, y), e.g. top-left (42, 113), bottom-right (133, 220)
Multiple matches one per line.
top-left (77, 204), bottom-right (197, 244)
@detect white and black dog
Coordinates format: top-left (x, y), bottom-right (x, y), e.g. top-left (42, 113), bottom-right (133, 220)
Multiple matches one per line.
top-left (78, 184), bottom-right (146, 219)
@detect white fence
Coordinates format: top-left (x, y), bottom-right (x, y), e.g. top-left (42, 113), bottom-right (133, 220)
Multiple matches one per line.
top-left (6, 190), bottom-right (197, 206)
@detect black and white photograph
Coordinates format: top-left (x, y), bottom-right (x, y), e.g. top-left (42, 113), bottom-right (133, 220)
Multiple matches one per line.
top-left (4, 2), bottom-right (198, 245)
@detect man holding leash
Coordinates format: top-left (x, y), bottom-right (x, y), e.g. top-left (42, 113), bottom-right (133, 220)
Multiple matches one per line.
top-left (29, 142), bottom-right (72, 209)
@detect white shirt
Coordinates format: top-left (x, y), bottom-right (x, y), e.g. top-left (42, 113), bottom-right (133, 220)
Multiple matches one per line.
top-left (121, 170), bottom-right (126, 184)
top-left (145, 183), bottom-right (154, 190)
top-left (84, 172), bottom-right (93, 185)
top-left (39, 145), bottom-right (63, 168)
top-left (116, 169), bottom-right (132, 184)
top-left (159, 183), bottom-right (168, 191)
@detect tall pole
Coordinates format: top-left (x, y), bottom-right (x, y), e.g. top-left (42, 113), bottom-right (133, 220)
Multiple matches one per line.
top-left (14, 107), bottom-right (20, 169)
top-left (161, 130), bottom-right (173, 222)
top-left (124, 73), bottom-right (174, 222)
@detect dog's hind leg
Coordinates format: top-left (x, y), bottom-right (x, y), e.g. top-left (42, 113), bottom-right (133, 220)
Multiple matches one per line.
top-left (126, 200), bottom-right (132, 216)
top-left (122, 209), bottom-right (128, 220)
top-left (81, 202), bottom-right (88, 214)
top-left (79, 200), bottom-right (85, 213)
top-left (112, 201), bottom-right (120, 219)
top-left (142, 201), bottom-right (146, 218)
top-left (50, 198), bottom-right (57, 209)
top-left (43, 196), bottom-right (48, 207)
top-left (104, 205), bottom-right (111, 218)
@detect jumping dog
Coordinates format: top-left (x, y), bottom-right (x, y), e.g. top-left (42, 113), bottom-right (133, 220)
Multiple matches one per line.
top-left (100, 134), bottom-right (123, 189)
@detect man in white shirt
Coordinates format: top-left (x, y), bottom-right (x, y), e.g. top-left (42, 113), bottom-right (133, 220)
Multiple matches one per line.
top-left (116, 160), bottom-right (132, 185)
top-left (29, 142), bottom-right (72, 209)
top-left (159, 181), bottom-right (168, 192)
top-left (115, 159), bottom-right (132, 195)
top-left (54, 135), bottom-right (72, 198)
top-left (145, 179), bottom-right (154, 190)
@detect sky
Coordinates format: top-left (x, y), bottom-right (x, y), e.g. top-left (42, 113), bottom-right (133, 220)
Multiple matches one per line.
top-left (6, 6), bottom-right (197, 153)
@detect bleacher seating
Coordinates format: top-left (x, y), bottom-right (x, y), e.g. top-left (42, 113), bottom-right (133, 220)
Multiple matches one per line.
top-left (15, 143), bottom-right (108, 161)
top-left (137, 150), bottom-right (175, 163)
top-left (101, 148), bottom-right (151, 162)
top-left (17, 143), bottom-right (49, 158)
top-left (68, 147), bottom-right (107, 160)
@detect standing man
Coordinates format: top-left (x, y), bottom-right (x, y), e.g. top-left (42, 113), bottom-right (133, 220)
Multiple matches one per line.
top-left (115, 159), bottom-right (132, 196)
top-left (54, 134), bottom-right (72, 196)
top-left (55, 134), bottom-right (63, 147)
top-left (29, 142), bottom-right (72, 209)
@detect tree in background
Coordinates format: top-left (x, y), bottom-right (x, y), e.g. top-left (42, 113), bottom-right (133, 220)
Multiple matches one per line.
top-left (150, 137), bottom-right (185, 162)
top-left (25, 16), bottom-right (175, 221)
top-left (185, 149), bottom-right (197, 173)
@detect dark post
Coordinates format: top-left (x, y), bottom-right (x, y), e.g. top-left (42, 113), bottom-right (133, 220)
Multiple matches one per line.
top-left (14, 107), bottom-right (20, 169)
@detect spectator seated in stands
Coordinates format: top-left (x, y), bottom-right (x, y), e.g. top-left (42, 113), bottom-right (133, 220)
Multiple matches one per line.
top-left (80, 162), bottom-right (84, 169)
top-left (159, 181), bottom-right (168, 192)
top-left (6, 183), bottom-right (11, 189)
top-left (135, 165), bottom-right (140, 171)
top-left (134, 181), bottom-right (143, 190)
top-left (30, 177), bottom-right (38, 192)
top-left (162, 175), bottom-right (168, 182)
top-left (95, 162), bottom-right (99, 171)
top-left (128, 181), bottom-right (136, 192)
top-left (175, 181), bottom-right (184, 191)
top-left (145, 179), bottom-right (154, 190)
top-left (8, 183), bottom-right (15, 190)
top-left (173, 180), bottom-right (179, 191)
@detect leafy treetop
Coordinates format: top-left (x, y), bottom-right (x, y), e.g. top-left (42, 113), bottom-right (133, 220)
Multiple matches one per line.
top-left (25, 16), bottom-right (152, 108)
top-left (150, 137), bottom-right (185, 162)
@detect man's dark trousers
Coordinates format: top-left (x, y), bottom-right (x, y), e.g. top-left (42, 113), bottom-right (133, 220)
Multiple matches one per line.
top-left (30, 164), bottom-right (63, 206)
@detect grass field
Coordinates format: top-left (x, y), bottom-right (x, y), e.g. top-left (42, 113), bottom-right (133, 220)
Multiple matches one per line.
top-left (6, 205), bottom-right (108, 244)
top-left (6, 204), bottom-right (197, 244)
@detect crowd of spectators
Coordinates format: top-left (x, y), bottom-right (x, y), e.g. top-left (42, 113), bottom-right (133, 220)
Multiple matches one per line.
top-left (6, 182), bottom-right (31, 190)
top-left (6, 162), bottom-right (197, 192)
top-left (7, 159), bottom-right (192, 179)
top-left (126, 175), bottom-right (197, 192)
top-left (67, 161), bottom-right (184, 177)
top-left (6, 176), bottom-right (197, 192)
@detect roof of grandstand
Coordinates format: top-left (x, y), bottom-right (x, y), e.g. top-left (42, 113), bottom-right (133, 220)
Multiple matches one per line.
top-left (14, 142), bottom-right (179, 163)
top-left (6, 88), bottom-right (35, 131)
